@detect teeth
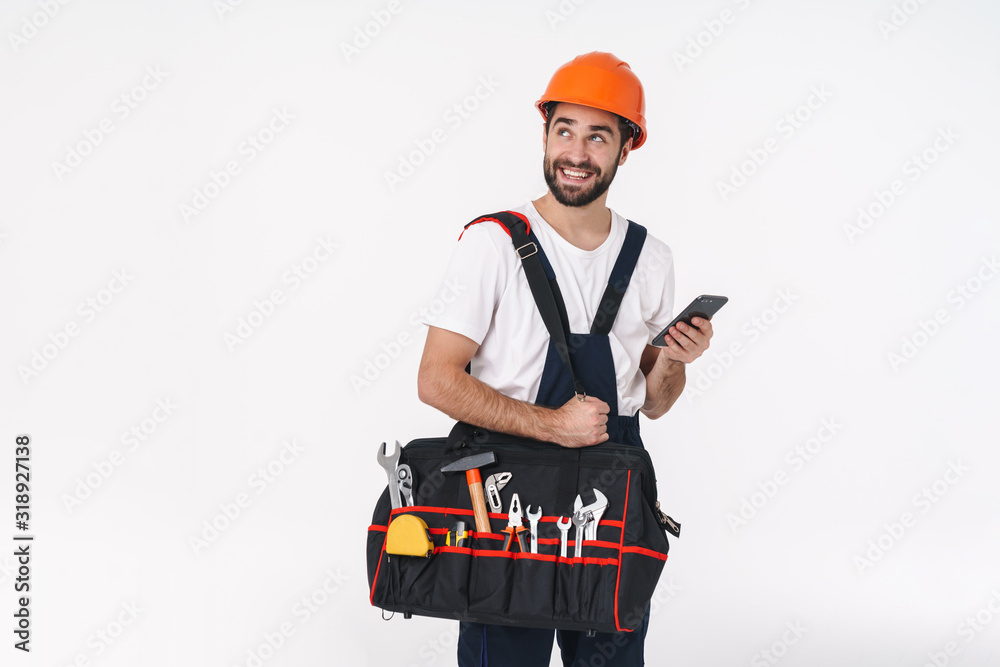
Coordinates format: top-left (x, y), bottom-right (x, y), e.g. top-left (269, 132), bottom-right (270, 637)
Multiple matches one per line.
top-left (562, 169), bottom-right (589, 179)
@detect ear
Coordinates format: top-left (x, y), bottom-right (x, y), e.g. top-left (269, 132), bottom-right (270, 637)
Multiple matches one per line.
top-left (618, 135), bottom-right (633, 166)
top-left (542, 122), bottom-right (549, 152)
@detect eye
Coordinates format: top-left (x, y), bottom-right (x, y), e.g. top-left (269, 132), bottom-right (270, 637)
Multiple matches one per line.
top-left (557, 128), bottom-right (571, 137)
top-left (589, 134), bottom-right (606, 142)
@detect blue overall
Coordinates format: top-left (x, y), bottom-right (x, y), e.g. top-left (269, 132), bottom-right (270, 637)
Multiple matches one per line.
top-left (458, 220), bottom-right (650, 667)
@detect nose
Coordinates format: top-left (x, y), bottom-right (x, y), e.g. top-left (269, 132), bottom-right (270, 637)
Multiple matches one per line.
top-left (564, 136), bottom-right (589, 165)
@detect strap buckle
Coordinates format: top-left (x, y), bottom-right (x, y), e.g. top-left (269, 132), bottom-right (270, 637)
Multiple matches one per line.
top-left (516, 242), bottom-right (537, 259)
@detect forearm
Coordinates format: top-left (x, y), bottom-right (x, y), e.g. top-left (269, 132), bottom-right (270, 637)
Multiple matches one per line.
top-left (419, 365), bottom-right (562, 442)
top-left (641, 357), bottom-right (686, 420)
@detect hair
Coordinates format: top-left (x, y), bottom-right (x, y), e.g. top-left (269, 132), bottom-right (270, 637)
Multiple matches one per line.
top-left (543, 101), bottom-right (635, 153)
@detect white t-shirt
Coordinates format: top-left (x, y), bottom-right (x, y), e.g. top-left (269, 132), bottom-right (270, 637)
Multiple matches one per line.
top-left (425, 202), bottom-right (675, 416)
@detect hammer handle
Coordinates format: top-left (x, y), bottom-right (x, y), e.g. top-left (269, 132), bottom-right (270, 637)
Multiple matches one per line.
top-left (466, 470), bottom-right (491, 534)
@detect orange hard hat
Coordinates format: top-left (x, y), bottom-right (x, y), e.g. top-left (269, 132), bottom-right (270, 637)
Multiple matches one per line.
top-left (535, 51), bottom-right (647, 149)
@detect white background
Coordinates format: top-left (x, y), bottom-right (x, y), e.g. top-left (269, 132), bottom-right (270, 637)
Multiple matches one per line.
top-left (2, 1), bottom-right (999, 666)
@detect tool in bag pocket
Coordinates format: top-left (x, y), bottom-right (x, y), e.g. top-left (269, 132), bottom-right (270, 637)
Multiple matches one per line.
top-left (385, 515), bottom-right (433, 558)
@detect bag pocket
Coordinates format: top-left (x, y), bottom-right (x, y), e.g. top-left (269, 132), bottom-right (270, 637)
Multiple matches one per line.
top-left (468, 550), bottom-right (514, 615)
top-left (552, 544), bottom-right (618, 626)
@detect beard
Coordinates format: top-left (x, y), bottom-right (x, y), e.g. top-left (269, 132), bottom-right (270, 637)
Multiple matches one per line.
top-left (543, 154), bottom-right (619, 207)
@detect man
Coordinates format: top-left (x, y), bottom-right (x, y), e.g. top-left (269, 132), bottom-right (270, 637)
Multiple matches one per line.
top-left (417, 52), bottom-right (713, 667)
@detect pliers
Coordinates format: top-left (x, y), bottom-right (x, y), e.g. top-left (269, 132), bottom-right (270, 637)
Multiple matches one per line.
top-left (502, 493), bottom-right (528, 552)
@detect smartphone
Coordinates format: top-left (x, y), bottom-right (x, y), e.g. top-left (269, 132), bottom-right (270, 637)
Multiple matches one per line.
top-left (652, 295), bottom-right (728, 347)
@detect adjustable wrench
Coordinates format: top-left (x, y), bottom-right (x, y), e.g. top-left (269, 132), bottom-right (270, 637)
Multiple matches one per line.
top-left (526, 505), bottom-right (542, 554)
top-left (572, 512), bottom-right (589, 558)
top-left (377, 441), bottom-right (402, 509)
top-left (574, 489), bottom-right (609, 541)
top-left (557, 516), bottom-right (571, 558)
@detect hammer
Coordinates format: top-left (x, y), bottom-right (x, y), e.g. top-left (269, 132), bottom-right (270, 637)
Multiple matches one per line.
top-left (441, 452), bottom-right (496, 534)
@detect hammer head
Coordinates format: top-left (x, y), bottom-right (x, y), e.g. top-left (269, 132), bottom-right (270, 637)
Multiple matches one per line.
top-left (440, 451), bottom-right (496, 474)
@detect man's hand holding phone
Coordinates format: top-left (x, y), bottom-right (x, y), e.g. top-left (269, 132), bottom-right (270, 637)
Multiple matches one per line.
top-left (659, 317), bottom-right (713, 364)
top-left (652, 294), bottom-right (726, 364)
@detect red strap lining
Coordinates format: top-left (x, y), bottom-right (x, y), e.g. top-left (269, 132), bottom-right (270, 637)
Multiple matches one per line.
top-left (457, 211), bottom-right (532, 241)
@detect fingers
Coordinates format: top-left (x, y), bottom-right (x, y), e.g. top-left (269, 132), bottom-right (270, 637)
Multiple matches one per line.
top-left (582, 395), bottom-right (610, 413)
top-left (663, 318), bottom-right (713, 363)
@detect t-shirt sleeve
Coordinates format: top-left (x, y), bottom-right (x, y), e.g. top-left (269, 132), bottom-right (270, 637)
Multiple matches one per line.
top-left (421, 223), bottom-right (509, 345)
top-left (642, 240), bottom-right (676, 341)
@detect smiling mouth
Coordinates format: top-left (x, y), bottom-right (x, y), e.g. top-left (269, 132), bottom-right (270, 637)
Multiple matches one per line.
top-left (559, 167), bottom-right (595, 183)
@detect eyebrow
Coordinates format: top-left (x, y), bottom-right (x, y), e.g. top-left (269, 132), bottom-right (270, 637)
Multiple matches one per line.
top-left (552, 117), bottom-right (615, 135)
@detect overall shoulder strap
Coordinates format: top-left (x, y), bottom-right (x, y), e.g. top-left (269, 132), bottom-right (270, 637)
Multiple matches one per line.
top-left (463, 211), bottom-right (586, 397)
top-left (590, 220), bottom-right (647, 336)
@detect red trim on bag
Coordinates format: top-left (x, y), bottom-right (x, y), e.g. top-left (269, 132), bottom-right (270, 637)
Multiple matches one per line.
top-left (390, 505), bottom-right (472, 517)
top-left (457, 212), bottom-right (532, 241)
top-left (622, 545), bottom-right (668, 561)
top-left (370, 532), bottom-right (387, 606)
top-left (368, 525), bottom-right (387, 532)
top-left (613, 470), bottom-right (632, 632)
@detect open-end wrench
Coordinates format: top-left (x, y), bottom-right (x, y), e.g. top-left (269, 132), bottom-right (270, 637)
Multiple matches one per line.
top-left (572, 512), bottom-right (590, 558)
top-left (396, 464), bottom-right (415, 506)
top-left (526, 505), bottom-right (542, 554)
top-left (377, 441), bottom-right (402, 509)
top-left (557, 516), bottom-right (571, 558)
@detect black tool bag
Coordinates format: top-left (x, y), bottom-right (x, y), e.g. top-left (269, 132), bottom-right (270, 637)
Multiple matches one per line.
top-left (366, 211), bottom-right (680, 633)
top-left (366, 422), bottom-right (678, 633)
